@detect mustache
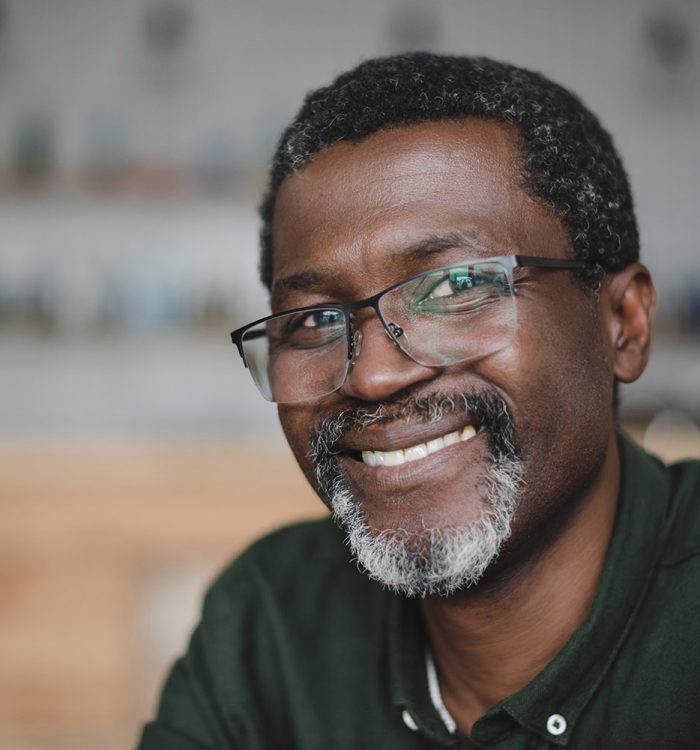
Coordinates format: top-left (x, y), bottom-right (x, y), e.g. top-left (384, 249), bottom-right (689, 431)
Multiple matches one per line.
top-left (309, 389), bottom-right (519, 466)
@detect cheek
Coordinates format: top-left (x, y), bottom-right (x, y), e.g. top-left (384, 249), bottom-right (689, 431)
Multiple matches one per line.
top-left (476, 299), bottom-right (615, 549)
top-left (499, 298), bottom-right (614, 460)
top-left (278, 403), bottom-right (333, 492)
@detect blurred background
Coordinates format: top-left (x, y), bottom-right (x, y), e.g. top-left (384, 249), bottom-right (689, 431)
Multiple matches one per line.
top-left (1, 1), bottom-right (699, 748)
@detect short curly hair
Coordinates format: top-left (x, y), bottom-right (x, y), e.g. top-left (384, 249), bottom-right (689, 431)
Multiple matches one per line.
top-left (259, 52), bottom-right (638, 290)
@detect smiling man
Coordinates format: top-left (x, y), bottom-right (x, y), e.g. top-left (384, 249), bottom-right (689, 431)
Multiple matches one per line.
top-left (138, 54), bottom-right (700, 749)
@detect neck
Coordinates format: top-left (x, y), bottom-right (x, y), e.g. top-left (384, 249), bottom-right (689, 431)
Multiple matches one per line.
top-left (420, 433), bottom-right (620, 736)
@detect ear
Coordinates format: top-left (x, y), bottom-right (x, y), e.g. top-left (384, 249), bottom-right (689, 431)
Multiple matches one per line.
top-left (603, 263), bottom-right (656, 384)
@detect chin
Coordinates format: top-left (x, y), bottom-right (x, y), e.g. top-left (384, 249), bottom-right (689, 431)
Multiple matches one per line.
top-left (306, 389), bottom-right (526, 595)
top-left (328, 453), bottom-right (524, 598)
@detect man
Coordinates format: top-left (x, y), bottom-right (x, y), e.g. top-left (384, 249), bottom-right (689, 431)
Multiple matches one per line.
top-left (138, 53), bottom-right (700, 749)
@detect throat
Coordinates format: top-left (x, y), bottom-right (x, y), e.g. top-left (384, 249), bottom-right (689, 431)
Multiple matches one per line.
top-left (423, 595), bottom-right (568, 737)
top-left (420, 486), bottom-right (618, 736)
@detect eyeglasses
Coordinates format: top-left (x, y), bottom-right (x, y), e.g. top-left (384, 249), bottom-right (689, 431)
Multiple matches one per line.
top-left (230, 254), bottom-right (589, 403)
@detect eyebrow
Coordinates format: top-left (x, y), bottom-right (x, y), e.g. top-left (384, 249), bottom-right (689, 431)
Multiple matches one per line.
top-left (271, 228), bottom-right (495, 297)
top-left (398, 228), bottom-right (493, 266)
top-left (272, 269), bottom-right (328, 296)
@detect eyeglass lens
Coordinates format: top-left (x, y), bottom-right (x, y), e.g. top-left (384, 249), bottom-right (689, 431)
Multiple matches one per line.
top-left (379, 260), bottom-right (515, 367)
top-left (241, 308), bottom-right (351, 403)
top-left (242, 259), bottom-right (516, 403)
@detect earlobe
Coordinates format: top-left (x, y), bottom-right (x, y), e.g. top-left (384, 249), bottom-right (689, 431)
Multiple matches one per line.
top-left (605, 263), bottom-right (656, 384)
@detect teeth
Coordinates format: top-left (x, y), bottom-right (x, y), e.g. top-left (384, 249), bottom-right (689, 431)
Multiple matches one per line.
top-left (461, 424), bottom-right (476, 440)
top-left (361, 425), bottom-right (478, 467)
top-left (426, 437), bottom-right (444, 454)
top-left (383, 450), bottom-right (405, 467)
top-left (443, 431), bottom-right (460, 447)
top-left (404, 444), bottom-right (428, 462)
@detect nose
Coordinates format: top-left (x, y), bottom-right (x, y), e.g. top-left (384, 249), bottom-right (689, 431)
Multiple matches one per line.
top-left (340, 316), bottom-right (440, 402)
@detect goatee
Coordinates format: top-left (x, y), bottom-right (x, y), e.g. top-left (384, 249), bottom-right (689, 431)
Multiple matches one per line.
top-left (309, 390), bottom-right (524, 597)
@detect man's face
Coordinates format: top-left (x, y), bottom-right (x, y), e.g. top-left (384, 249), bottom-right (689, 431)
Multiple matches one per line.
top-left (270, 119), bottom-right (617, 594)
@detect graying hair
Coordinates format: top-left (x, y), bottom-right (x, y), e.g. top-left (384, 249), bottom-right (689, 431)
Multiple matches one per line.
top-left (308, 390), bottom-right (524, 596)
top-left (259, 53), bottom-right (638, 291)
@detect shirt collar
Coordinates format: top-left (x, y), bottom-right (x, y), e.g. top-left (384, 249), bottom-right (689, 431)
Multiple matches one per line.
top-left (387, 433), bottom-right (672, 746)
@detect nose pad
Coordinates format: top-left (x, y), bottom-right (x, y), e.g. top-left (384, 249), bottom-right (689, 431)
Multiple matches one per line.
top-left (350, 329), bottom-right (363, 365)
top-left (341, 317), bottom-right (438, 401)
top-left (386, 321), bottom-right (409, 352)
top-left (386, 322), bottom-right (403, 339)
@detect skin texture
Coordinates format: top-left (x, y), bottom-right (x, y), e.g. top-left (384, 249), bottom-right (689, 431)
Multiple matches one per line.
top-left (270, 119), bottom-right (655, 736)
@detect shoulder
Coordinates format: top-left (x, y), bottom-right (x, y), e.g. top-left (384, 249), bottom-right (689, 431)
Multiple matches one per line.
top-left (619, 434), bottom-right (700, 568)
top-left (236, 516), bottom-right (349, 569)
top-left (208, 518), bottom-right (350, 598)
top-left (610, 453), bottom-right (700, 744)
top-left (190, 519), bottom-right (393, 734)
top-left (659, 454), bottom-right (700, 568)
top-left (200, 517), bottom-right (381, 631)
top-left (139, 520), bottom-right (390, 749)
top-left (635, 449), bottom-right (700, 643)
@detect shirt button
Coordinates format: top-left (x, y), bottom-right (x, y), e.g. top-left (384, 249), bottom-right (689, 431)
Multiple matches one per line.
top-left (402, 709), bottom-right (419, 731)
top-left (546, 713), bottom-right (567, 736)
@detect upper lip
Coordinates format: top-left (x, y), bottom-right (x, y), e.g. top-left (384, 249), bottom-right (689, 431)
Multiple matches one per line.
top-left (335, 414), bottom-right (481, 454)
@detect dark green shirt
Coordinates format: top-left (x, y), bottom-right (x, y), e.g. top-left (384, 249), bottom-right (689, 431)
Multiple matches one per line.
top-left (138, 436), bottom-right (700, 749)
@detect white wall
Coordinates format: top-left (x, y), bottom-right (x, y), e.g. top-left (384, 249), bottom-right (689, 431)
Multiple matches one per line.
top-left (1, 0), bottom-right (698, 430)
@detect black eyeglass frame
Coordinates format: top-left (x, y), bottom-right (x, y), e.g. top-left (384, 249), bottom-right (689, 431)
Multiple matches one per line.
top-left (230, 254), bottom-right (591, 371)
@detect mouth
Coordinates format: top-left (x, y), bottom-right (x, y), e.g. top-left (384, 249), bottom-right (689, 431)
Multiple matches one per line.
top-left (358, 424), bottom-right (480, 467)
top-left (310, 391), bottom-right (518, 511)
top-left (335, 419), bottom-right (487, 499)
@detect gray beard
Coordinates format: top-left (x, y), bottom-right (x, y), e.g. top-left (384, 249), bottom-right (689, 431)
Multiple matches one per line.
top-left (309, 391), bottom-right (524, 598)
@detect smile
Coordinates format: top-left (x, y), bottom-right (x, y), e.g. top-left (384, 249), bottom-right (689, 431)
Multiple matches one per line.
top-left (361, 424), bottom-right (478, 467)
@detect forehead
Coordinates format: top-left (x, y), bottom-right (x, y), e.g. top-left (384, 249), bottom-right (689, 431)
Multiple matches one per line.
top-left (270, 119), bottom-right (567, 304)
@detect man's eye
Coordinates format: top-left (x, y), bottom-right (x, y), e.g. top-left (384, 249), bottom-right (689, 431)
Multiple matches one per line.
top-left (418, 269), bottom-right (478, 301)
top-left (298, 310), bottom-right (344, 329)
top-left (426, 271), bottom-right (475, 298)
top-left (409, 267), bottom-right (506, 316)
top-left (278, 309), bottom-right (345, 350)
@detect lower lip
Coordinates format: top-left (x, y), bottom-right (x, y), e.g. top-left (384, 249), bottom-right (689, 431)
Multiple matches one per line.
top-left (338, 430), bottom-right (487, 496)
